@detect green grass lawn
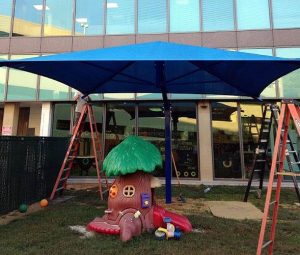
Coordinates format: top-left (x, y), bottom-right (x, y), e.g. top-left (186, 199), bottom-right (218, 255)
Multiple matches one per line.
top-left (0, 185), bottom-right (299, 255)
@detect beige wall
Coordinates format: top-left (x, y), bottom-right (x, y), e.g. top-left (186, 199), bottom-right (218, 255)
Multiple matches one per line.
top-left (28, 104), bottom-right (42, 136)
top-left (40, 102), bottom-right (52, 136)
top-left (198, 102), bottom-right (214, 181)
top-left (2, 102), bottom-right (19, 135)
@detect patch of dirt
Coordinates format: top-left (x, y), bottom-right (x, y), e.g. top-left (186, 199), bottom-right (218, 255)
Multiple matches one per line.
top-left (156, 198), bottom-right (209, 215)
top-left (0, 203), bottom-right (42, 225)
top-left (205, 201), bottom-right (263, 220)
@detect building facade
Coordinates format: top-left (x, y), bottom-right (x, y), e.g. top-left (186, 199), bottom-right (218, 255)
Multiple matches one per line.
top-left (1, 0), bottom-right (300, 182)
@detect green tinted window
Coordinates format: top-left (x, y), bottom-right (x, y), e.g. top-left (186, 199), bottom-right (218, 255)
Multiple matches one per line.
top-left (0, 55), bottom-right (8, 101)
top-left (7, 55), bottom-right (38, 101)
top-left (52, 103), bottom-right (72, 136)
top-left (39, 76), bottom-right (69, 100)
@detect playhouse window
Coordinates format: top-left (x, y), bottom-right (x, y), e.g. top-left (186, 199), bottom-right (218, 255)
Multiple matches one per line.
top-left (123, 185), bottom-right (135, 197)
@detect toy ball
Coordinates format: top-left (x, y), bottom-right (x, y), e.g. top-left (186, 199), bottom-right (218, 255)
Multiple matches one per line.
top-left (40, 199), bottom-right (48, 208)
top-left (19, 204), bottom-right (28, 213)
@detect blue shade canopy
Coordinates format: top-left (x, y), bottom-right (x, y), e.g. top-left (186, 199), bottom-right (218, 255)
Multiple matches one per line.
top-left (1, 41), bottom-right (300, 97)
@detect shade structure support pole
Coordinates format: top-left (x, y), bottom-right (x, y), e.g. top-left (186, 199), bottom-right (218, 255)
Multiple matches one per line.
top-left (155, 61), bottom-right (172, 204)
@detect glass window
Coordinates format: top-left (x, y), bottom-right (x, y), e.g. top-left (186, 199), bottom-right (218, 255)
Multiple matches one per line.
top-left (138, 0), bottom-right (166, 34)
top-left (236, 0), bottom-right (270, 30)
top-left (13, 0), bottom-right (43, 36)
top-left (138, 102), bottom-right (164, 177)
top-left (0, 0), bottom-right (12, 37)
top-left (172, 102), bottom-right (198, 178)
top-left (212, 102), bottom-right (242, 178)
top-left (106, 0), bottom-right (135, 35)
top-left (104, 93), bottom-right (135, 100)
top-left (0, 55), bottom-right (8, 101)
top-left (75, 0), bottom-right (104, 36)
top-left (240, 103), bottom-right (264, 179)
top-left (273, 0), bottom-right (300, 29)
top-left (44, 0), bottom-right (73, 36)
top-left (7, 55), bottom-right (38, 101)
top-left (52, 103), bottom-right (72, 136)
top-left (276, 48), bottom-right (300, 98)
top-left (105, 102), bottom-right (135, 155)
top-left (202, 0), bottom-right (234, 31)
top-left (71, 89), bottom-right (102, 101)
top-left (239, 48), bottom-right (273, 56)
top-left (39, 77), bottom-right (69, 100)
top-left (170, 0), bottom-right (200, 33)
top-left (136, 93), bottom-right (162, 100)
top-left (239, 48), bottom-right (276, 98)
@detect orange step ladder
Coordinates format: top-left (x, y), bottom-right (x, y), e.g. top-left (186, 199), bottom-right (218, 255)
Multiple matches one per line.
top-left (257, 100), bottom-right (300, 255)
top-left (50, 103), bottom-right (108, 200)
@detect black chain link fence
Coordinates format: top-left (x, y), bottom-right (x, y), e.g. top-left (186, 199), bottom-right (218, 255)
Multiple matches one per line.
top-left (0, 136), bottom-right (68, 215)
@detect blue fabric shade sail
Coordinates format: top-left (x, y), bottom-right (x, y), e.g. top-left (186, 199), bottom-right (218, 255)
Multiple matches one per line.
top-left (1, 41), bottom-right (300, 97)
top-left (2, 41), bottom-right (300, 204)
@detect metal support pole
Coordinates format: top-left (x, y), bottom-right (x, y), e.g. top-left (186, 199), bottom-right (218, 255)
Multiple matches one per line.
top-left (155, 61), bottom-right (172, 204)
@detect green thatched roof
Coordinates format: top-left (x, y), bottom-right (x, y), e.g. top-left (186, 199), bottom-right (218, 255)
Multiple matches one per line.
top-left (103, 136), bottom-right (162, 177)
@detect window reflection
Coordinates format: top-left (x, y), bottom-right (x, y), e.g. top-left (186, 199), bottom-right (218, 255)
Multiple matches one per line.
top-left (170, 0), bottom-right (199, 33)
top-left (240, 103), bottom-right (264, 178)
top-left (52, 103), bottom-right (72, 136)
top-left (13, 0), bottom-right (43, 36)
top-left (75, 0), bottom-right (104, 35)
top-left (138, 0), bottom-right (166, 34)
top-left (212, 102), bottom-right (242, 178)
top-left (44, 0), bottom-right (73, 36)
top-left (138, 102), bottom-right (165, 177)
top-left (104, 93), bottom-right (135, 100)
top-left (105, 102), bottom-right (135, 155)
top-left (172, 102), bottom-right (198, 178)
top-left (236, 0), bottom-right (270, 30)
top-left (106, 0), bottom-right (135, 35)
top-left (0, 55), bottom-right (8, 101)
top-left (7, 55), bottom-right (38, 101)
top-left (276, 48), bottom-right (300, 98)
top-left (0, 0), bottom-right (12, 37)
top-left (202, 0), bottom-right (234, 31)
top-left (273, 0), bottom-right (300, 29)
top-left (39, 76), bottom-right (69, 100)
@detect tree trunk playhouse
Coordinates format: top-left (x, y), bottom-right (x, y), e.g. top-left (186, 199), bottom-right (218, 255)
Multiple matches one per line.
top-left (87, 136), bottom-right (192, 241)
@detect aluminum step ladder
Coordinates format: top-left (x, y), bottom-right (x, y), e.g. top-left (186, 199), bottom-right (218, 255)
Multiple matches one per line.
top-left (244, 104), bottom-right (274, 201)
top-left (244, 103), bottom-right (300, 202)
top-left (50, 103), bottom-right (108, 200)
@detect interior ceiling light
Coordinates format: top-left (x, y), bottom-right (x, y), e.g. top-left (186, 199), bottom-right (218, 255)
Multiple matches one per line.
top-left (33, 5), bottom-right (50, 11)
top-left (107, 2), bottom-right (119, 8)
